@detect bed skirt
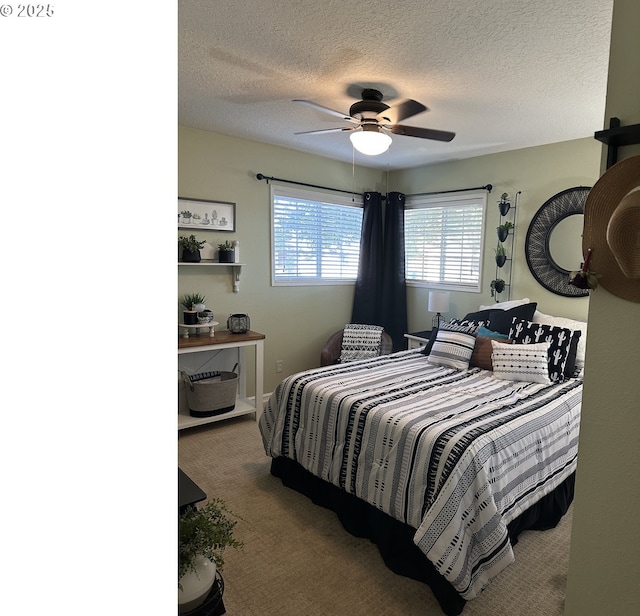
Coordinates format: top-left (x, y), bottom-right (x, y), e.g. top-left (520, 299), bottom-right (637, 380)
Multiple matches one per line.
top-left (270, 456), bottom-right (575, 616)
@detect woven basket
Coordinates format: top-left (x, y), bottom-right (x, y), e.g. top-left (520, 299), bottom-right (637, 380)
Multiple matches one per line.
top-left (181, 370), bottom-right (238, 417)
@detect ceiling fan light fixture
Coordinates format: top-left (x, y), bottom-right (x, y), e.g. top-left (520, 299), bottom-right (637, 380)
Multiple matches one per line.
top-left (349, 126), bottom-right (392, 156)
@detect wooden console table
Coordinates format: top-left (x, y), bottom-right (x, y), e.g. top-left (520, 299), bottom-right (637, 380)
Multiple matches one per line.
top-left (178, 330), bottom-right (265, 430)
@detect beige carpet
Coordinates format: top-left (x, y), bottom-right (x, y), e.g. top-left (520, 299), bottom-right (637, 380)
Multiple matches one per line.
top-left (178, 416), bottom-right (571, 616)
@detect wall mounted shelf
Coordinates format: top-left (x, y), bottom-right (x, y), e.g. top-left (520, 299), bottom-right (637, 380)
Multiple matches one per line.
top-left (594, 117), bottom-right (640, 169)
top-left (178, 262), bottom-right (245, 292)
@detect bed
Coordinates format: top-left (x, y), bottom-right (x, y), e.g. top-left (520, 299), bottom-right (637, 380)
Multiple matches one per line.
top-left (258, 306), bottom-right (584, 615)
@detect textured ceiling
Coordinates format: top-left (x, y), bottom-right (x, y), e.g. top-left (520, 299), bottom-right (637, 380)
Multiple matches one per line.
top-left (179, 0), bottom-right (614, 170)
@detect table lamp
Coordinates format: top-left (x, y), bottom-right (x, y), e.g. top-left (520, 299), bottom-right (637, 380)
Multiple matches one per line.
top-left (428, 291), bottom-right (450, 329)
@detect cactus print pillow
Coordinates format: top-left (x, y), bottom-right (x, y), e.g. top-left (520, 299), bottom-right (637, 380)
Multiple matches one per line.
top-left (508, 319), bottom-right (582, 382)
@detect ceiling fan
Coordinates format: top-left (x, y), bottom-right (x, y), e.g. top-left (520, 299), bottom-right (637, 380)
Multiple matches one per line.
top-left (293, 88), bottom-right (455, 155)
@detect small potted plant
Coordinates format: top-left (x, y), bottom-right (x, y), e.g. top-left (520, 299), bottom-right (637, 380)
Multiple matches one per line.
top-left (180, 210), bottom-right (193, 225)
top-left (496, 221), bottom-right (514, 242)
top-left (179, 498), bottom-right (244, 613)
top-left (180, 292), bottom-right (207, 325)
top-left (179, 234), bottom-right (206, 263)
top-left (490, 278), bottom-right (506, 298)
top-left (494, 243), bottom-right (507, 267)
top-left (218, 240), bottom-right (235, 263)
top-left (498, 192), bottom-right (511, 216)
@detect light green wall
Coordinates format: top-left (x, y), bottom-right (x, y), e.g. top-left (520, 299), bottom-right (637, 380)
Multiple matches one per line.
top-left (179, 127), bottom-right (603, 395)
top-left (392, 139), bottom-right (602, 332)
top-left (564, 0), bottom-right (640, 613)
top-left (178, 127), bottom-right (382, 393)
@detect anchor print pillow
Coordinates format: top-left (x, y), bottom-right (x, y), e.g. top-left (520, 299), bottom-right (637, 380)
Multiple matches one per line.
top-left (508, 318), bottom-right (582, 382)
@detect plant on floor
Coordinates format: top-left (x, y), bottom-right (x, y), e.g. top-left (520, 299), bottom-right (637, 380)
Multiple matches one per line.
top-left (179, 498), bottom-right (244, 587)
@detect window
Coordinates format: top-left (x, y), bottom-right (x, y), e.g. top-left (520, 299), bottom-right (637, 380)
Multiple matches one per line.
top-left (405, 193), bottom-right (486, 291)
top-left (271, 184), bottom-right (363, 286)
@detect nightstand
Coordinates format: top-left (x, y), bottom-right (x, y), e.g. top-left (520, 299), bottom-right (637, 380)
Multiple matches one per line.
top-left (404, 330), bottom-right (432, 350)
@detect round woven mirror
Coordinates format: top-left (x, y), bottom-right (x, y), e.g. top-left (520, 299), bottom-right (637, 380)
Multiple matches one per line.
top-left (525, 186), bottom-right (591, 297)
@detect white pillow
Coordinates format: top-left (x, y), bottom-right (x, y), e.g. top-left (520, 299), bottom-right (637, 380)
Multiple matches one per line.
top-left (533, 311), bottom-right (588, 369)
top-left (428, 329), bottom-right (477, 370)
top-left (491, 340), bottom-right (551, 384)
top-left (479, 298), bottom-right (531, 311)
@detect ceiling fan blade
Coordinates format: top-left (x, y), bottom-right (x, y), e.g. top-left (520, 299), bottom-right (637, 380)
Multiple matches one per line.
top-left (377, 99), bottom-right (427, 124)
top-left (293, 99), bottom-right (352, 121)
top-left (295, 127), bottom-right (354, 135)
top-left (390, 124), bottom-right (456, 142)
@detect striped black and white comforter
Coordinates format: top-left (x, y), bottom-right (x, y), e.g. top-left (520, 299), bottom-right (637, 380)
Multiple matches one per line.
top-left (259, 349), bottom-right (581, 600)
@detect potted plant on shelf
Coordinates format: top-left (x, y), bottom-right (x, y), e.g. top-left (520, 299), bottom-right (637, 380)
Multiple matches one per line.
top-left (179, 498), bottom-right (244, 614)
top-left (494, 243), bottom-right (507, 267)
top-left (179, 234), bottom-right (206, 263)
top-left (496, 221), bottom-right (514, 242)
top-left (180, 210), bottom-right (193, 225)
top-left (218, 241), bottom-right (235, 263)
top-left (498, 192), bottom-right (511, 216)
top-left (180, 292), bottom-right (207, 325)
top-left (490, 278), bottom-right (506, 298)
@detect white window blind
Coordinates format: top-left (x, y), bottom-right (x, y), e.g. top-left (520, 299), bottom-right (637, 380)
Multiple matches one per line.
top-left (405, 193), bottom-right (486, 291)
top-left (271, 184), bottom-right (363, 285)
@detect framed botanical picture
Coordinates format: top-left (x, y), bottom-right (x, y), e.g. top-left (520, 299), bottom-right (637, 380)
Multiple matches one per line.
top-left (178, 197), bottom-right (236, 232)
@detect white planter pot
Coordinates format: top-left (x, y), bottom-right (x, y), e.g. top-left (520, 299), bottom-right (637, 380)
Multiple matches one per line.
top-left (178, 555), bottom-right (216, 613)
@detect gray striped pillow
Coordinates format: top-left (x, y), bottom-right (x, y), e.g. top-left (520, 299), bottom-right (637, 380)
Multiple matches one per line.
top-left (491, 340), bottom-right (551, 384)
top-left (428, 329), bottom-right (477, 370)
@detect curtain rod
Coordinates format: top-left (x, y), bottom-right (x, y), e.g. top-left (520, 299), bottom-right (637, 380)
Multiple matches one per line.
top-left (256, 173), bottom-right (492, 199)
top-left (255, 173), bottom-right (361, 198)
top-left (404, 184), bottom-right (493, 198)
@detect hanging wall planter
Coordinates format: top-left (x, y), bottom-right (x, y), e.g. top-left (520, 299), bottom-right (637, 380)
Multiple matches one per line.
top-left (494, 243), bottom-right (507, 268)
top-left (497, 222), bottom-right (514, 243)
top-left (490, 278), bottom-right (506, 298)
top-left (498, 193), bottom-right (511, 216)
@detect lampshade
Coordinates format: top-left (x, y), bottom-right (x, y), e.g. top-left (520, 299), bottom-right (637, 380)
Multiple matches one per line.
top-left (349, 127), bottom-right (392, 156)
top-left (428, 291), bottom-right (450, 313)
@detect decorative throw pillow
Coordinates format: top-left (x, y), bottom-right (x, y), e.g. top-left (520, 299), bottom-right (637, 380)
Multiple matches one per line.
top-left (470, 334), bottom-right (512, 370)
top-left (448, 318), bottom-right (486, 331)
top-left (460, 309), bottom-right (493, 326)
top-left (508, 319), bottom-right (582, 382)
top-left (428, 326), bottom-right (477, 370)
top-left (339, 324), bottom-right (384, 362)
top-left (487, 302), bottom-right (537, 335)
top-left (533, 311), bottom-right (588, 373)
top-left (476, 325), bottom-right (509, 340)
top-left (491, 340), bottom-right (551, 384)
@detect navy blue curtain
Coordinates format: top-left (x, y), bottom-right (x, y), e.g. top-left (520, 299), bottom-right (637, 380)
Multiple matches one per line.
top-left (351, 191), bottom-right (408, 351)
top-left (381, 192), bottom-right (408, 350)
top-left (351, 192), bottom-right (383, 324)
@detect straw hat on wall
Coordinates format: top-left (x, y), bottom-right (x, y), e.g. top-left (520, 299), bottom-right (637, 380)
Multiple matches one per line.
top-left (582, 155), bottom-right (640, 303)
